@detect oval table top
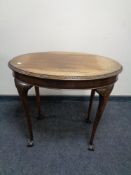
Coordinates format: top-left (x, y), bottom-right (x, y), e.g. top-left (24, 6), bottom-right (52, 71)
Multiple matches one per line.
top-left (9, 52), bottom-right (122, 80)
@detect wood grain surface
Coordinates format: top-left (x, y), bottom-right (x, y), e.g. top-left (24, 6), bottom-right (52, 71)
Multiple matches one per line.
top-left (9, 52), bottom-right (122, 80)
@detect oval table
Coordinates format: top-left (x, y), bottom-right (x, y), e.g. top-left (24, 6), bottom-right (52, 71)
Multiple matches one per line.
top-left (8, 52), bottom-right (122, 151)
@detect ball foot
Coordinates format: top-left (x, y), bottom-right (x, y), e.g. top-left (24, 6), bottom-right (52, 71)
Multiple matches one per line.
top-left (88, 144), bottom-right (94, 151)
top-left (27, 139), bottom-right (34, 147)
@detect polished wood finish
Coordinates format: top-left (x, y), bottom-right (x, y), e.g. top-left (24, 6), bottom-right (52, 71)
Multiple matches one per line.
top-left (88, 85), bottom-right (114, 151)
top-left (15, 79), bottom-right (34, 146)
top-left (86, 89), bottom-right (95, 123)
top-left (35, 86), bottom-right (41, 120)
top-left (8, 52), bottom-right (122, 150)
top-left (9, 52), bottom-right (122, 80)
top-left (14, 72), bottom-right (118, 89)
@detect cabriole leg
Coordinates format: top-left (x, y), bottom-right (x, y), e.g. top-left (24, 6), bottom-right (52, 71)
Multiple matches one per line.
top-left (15, 79), bottom-right (34, 147)
top-left (88, 85), bottom-right (114, 151)
top-left (86, 89), bottom-right (95, 123)
top-left (35, 86), bottom-right (41, 120)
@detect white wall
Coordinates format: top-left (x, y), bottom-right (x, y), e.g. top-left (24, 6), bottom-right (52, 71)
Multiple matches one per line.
top-left (0, 0), bottom-right (131, 95)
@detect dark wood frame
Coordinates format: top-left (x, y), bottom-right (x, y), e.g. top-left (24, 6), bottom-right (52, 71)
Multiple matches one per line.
top-left (12, 71), bottom-right (118, 151)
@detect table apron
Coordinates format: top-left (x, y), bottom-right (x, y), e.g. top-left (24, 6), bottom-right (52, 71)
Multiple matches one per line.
top-left (13, 72), bottom-right (118, 89)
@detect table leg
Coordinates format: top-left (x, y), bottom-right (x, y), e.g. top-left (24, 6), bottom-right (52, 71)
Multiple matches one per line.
top-left (86, 89), bottom-right (95, 123)
top-left (35, 86), bottom-right (41, 119)
top-left (88, 85), bottom-right (114, 151)
top-left (15, 79), bottom-right (34, 147)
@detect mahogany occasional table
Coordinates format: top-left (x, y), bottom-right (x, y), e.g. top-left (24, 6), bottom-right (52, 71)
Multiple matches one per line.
top-left (8, 52), bottom-right (122, 151)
